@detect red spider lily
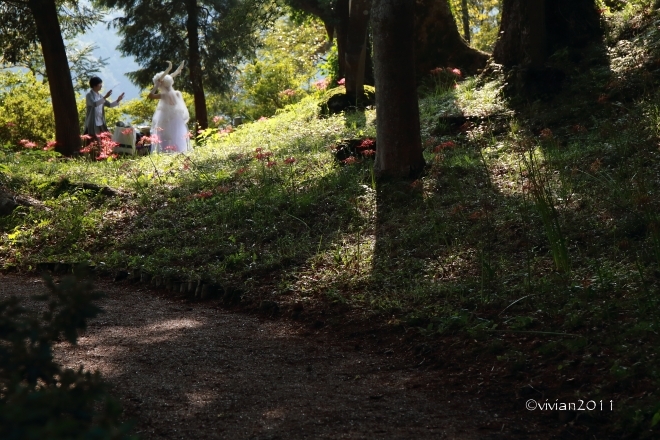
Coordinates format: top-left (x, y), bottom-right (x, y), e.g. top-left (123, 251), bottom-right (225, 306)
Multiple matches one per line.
top-left (19, 139), bottom-right (37, 148)
top-left (80, 134), bottom-right (93, 141)
top-left (451, 68), bottom-right (462, 77)
top-left (193, 190), bottom-right (214, 199)
top-left (433, 141), bottom-right (456, 152)
top-left (121, 128), bottom-right (133, 136)
top-left (358, 138), bottom-right (375, 149)
top-left (342, 156), bottom-right (359, 165)
top-left (539, 128), bottom-right (553, 140)
top-left (148, 134), bottom-right (161, 145)
top-left (280, 89), bottom-right (296, 97)
top-left (43, 141), bottom-right (57, 151)
top-left (284, 157), bottom-right (296, 165)
top-left (255, 151), bottom-right (273, 160)
top-left (337, 78), bottom-right (345, 85)
top-left (186, 131), bottom-right (194, 138)
top-left (258, 116), bottom-right (268, 122)
top-left (361, 149), bottom-right (376, 157)
top-left (164, 145), bottom-right (177, 152)
top-left (80, 146), bottom-right (93, 154)
top-left (220, 125), bottom-right (233, 134)
top-left (266, 160), bottom-right (277, 168)
top-left (212, 115), bottom-right (224, 125)
top-left (255, 147), bottom-right (263, 153)
top-left (430, 67), bottom-right (443, 75)
top-left (313, 78), bottom-right (330, 90)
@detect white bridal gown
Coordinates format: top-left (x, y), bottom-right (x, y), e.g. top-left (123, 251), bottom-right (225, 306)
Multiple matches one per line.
top-left (151, 87), bottom-right (190, 153)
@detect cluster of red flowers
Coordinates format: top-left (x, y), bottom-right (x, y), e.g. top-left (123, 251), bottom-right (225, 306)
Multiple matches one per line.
top-left (138, 134), bottom-right (159, 146)
top-left (430, 67), bottom-right (462, 77)
top-left (342, 156), bottom-right (359, 165)
top-left (193, 190), bottom-right (214, 200)
top-left (19, 139), bottom-right (37, 149)
top-left (284, 157), bottom-right (296, 165)
top-left (313, 78), bottom-right (330, 90)
top-left (219, 125), bottom-right (234, 135)
top-left (433, 140), bottom-right (456, 153)
top-left (358, 138), bottom-right (375, 149)
top-left (255, 147), bottom-right (273, 161)
top-left (280, 89), bottom-right (296, 97)
top-left (337, 78), bottom-right (346, 86)
top-left (79, 131), bottom-right (118, 160)
top-left (539, 128), bottom-right (553, 140)
top-left (356, 138), bottom-right (376, 157)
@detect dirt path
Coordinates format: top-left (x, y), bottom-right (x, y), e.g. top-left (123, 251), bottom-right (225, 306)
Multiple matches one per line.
top-left (1, 274), bottom-right (510, 439)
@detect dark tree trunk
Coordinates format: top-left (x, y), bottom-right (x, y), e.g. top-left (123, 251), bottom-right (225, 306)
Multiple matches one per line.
top-left (415, 0), bottom-right (488, 78)
top-left (345, 0), bottom-right (371, 98)
top-left (461, 0), bottom-right (470, 43)
top-left (27, 0), bottom-right (80, 156)
top-left (336, 0), bottom-right (350, 80)
top-left (186, 0), bottom-right (208, 130)
top-left (372, 0), bottom-right (424, 179)
top-left (493, 0), bottom-right (602, 67)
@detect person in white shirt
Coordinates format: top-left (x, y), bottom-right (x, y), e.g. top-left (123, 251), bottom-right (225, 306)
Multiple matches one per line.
top-left (84, 76), bottom-right (124, 140)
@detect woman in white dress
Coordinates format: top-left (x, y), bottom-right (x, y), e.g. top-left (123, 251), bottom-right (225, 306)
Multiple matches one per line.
top-left (148, 61), bottom-right (190, 153)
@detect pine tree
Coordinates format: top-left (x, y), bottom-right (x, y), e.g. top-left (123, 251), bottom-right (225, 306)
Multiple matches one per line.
top-left (101, 0), bottom-right (277, 129)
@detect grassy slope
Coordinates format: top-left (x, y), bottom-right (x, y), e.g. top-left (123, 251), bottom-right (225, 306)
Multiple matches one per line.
top-left (3, 7), bottom-right (660, 437)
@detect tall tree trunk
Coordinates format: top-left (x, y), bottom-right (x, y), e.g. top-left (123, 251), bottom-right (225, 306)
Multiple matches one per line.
top-left (336, 0), bottom-right (350, 80)
top-left (415, 0), bottom-right (488, 78)
top-left (345, 0), bottom-right (371, 98)
top-left (27, 0), bottom-right (80, 156)
top-left (461, 0), bottom-right (470, 43)
top-left (186, 0), bottom-right (208, 130)
top-left (493, 0), bottom-right (601, 67)
top-left (372, 0), bottom-right (424, 179)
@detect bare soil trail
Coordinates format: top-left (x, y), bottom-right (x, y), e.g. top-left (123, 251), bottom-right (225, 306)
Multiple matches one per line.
top-left (1, 273), bottom-right (520, 439)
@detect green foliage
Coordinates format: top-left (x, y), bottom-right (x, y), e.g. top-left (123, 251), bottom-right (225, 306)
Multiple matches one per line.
top-left (228, 17), bottom-right (329, 120)
top-left (0, 269), bottom-right (134, 439)
top-left (319, 42), bottom-right (340, 84)
top-left (0, 71), bottom-right (55, 148)
top-left (0, 1), bottom-right (103, 65)
top-left (449, 0), bottom-right (502, 52)
top-left (101, 0), bottom-right (278, 94)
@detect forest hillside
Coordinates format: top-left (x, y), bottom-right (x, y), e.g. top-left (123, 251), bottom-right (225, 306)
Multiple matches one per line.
top-left (2, 1), bottom-right (660, 438)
